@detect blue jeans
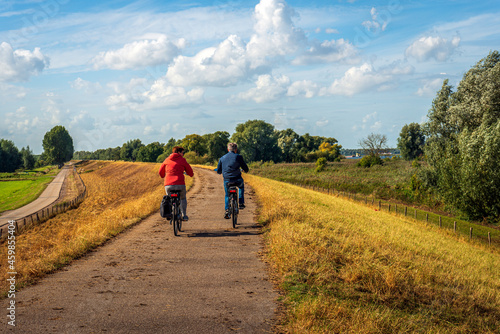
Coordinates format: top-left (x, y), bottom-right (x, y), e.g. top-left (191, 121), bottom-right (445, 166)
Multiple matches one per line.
top-left (224, 179), bottom-right (244, 211)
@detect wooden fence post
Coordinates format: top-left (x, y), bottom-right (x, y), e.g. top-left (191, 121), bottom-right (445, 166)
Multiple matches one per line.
top-left (439, 216), bottom-right (442, 227)
top-left (405, 207), bottom-right (407, 216)
top-left (488, 232), bottom-right (491, 245)
top-left (378, 201), bottom-right (381, 210)
top-left (426, 213), bottom-right (428, 222)
top-left (454, 221), bottom-right (457, 233)
top-left (470, 227), bottom-right (473, 240)
top-left (388, 204), bottom-right (391, 212)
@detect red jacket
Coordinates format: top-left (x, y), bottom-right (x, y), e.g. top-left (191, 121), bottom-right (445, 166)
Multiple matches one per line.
top-left (159, 153), bottom-right (194, 186)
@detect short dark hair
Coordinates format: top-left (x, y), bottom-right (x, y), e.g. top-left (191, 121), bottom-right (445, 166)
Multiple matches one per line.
top-left (228, 143), bottom-right (237, 152)
top-left (172, 146), bottom-right (184, 154)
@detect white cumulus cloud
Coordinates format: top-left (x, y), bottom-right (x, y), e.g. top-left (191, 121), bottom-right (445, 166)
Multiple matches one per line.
top-left (321, 61), bottom-right (413, 96)
top-left (92, 35), bottom-right (185, 70)
top-left (235, 74), bottom-right (290, 103)
top-left (0, 42), bottom-right (49, 82)
top-left (293, 39), bottom-right (359, 65)
top-left (166, 35), bottom-right (249, 87)
top-left (405, 35), bottom-right (460, 62)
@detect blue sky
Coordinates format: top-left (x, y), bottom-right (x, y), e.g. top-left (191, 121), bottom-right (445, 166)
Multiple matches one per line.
top-left (1, 0), bottom-right (499, 154)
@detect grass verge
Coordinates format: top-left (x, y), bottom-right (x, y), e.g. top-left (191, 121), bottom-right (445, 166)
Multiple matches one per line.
top-left (245, 174), bottom-right (500, 333)
top-left (0, 161), bottom-right (193, 296)
top-left (0, 166), bottom-right (59, 213)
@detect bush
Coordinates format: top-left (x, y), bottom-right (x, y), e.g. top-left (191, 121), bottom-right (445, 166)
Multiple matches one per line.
top-left (357, 155), bottom-right (383, 168)
top-left (315, 157), bottom-right (327, 172)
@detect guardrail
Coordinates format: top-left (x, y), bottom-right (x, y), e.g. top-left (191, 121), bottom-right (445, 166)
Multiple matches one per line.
top-left (0, 166), bottom-right (87, 240)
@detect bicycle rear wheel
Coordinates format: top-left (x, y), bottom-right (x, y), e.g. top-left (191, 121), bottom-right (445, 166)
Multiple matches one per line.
top-left (173, 202), bottom-right (179, 236)
top-left (176, 201), bottom-right (182, 232)
top-left (232, 195), bottom-right (238, 228)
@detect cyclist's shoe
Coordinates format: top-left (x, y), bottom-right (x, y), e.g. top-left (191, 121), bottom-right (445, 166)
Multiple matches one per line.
top-left (239, 203), bottom-right (245, 209)
top-left (166, 214), bottom-right (172, 220)
top-left (182, 216), bottom-right (189, 221)
top-left (224, 210), bottom-right (231, 219)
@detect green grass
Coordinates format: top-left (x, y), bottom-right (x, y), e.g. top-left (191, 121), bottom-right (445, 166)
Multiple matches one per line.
top-left (0, 166), bottom-right (59, 213)
top-left (250, 159), bottom-right (418, 199)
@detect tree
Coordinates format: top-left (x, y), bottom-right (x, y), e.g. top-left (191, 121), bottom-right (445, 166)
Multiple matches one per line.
top-left (136, 142), bottom-right (164, 162)
top-left (203, 131), bottom-right (230, 162)
top-left (422, 50), bottom-right (500, 221)
top-left (0, 139), bottom-right (22, 172)
top-left (358, 133), bottom-right (388, 157)
top-left (397, 123), bottom-right (425, 160)
top-left (120, 139), bottom-right (143, 161)
top-left (181, 134), bottom-right (207, 156)
top-left (276, 128), bottom-right (299, 162)
top-left (230, 120), bottom-right (280, 162)
top-left (42, 125), bottom-right (74, 165)
top-left (21, 146), bottom-right (35, 169)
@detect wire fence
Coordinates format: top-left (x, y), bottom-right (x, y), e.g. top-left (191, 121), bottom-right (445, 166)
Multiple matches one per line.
top-left (294, 183), bottom-right (500, 249)
top-left (0, 166), bottom-right (87, 241)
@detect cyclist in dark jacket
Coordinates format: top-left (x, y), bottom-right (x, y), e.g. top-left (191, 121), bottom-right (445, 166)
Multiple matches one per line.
top-left (216, 143), bottom-right (249, 219)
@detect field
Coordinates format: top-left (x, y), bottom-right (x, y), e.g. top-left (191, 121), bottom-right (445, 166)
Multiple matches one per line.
top-left (249, 159), bottom-right (429, 206)
top-left (245, 174), bottom-right (500, 333)
top-left (0, 161), bottom-right (192, 295)
top-left (0, 166), bottom-right (59, 213)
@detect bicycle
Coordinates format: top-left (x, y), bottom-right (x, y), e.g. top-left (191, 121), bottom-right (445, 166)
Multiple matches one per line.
top-left (227, 182), bottom-right (239, 228)
top-left (169, 190), bottom-right (182, 236)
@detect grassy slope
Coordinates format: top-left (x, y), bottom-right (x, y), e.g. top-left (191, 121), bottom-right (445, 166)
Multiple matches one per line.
top-left (246, 174), bottom-right (500, 333)
top-left (0, 167), bottom-right (59, 213)
top-left (0, 161), bottom-right (193, 295)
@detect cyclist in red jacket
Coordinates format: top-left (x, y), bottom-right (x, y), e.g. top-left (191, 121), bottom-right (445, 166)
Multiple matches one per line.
top-left (159, 146), bottom-right (194, 221)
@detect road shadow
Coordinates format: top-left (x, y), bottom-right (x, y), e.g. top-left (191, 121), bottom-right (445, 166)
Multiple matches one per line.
top-left (185, 226), bottom-right (262, 238)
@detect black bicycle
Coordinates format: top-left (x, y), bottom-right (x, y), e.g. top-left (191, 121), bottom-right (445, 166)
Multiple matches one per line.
top-left (227, 182), bottom-right (239, 228)
top-left (169, 190), bottom-right (182, 236)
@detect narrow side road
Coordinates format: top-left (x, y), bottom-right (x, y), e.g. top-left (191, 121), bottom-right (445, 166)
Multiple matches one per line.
top-left (0, 165), bottom-right (70, 233)
top-left (2, 167), bottom-right (277, 333)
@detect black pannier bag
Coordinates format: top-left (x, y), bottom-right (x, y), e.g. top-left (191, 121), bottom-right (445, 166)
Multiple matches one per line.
top-left (160, 195), bottom-right (171, 218)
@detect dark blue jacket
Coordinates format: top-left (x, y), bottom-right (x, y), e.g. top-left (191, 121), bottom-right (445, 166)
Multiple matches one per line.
top-left (217, 152), bottom-right (249, 181)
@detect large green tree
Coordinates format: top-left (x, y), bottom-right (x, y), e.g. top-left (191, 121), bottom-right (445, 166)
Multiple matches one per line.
top-left (230, 120), bottom-right (280, 162)
top-left (20, 145), bottom-right (35, 169)
top-left (397, 123), bottom-right (425, 160)
top-left (276, 128), bottom-right (299, 162)
top-left (181, 134), bottom-right (207, 156)
top-left (424, 50), bottom-right (500, 221)
top-left (203, 131), bottom-right (230, 162)
top-left (42, 126), bottom-right (74, 165)
top-left (120, 139), bottom-right (143, 161)
top-left (0, 139), bottom-right (22, 172)
top-left (136, 142), bottom-right (164, 162)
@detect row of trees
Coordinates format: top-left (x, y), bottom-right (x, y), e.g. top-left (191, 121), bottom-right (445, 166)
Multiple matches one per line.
top-left (396, 50), bottom-right (500, 222)
top-left (0, 125), bottom-right (74, 172)
top-left (0, 140), bottom-right (36, 172)
top-left (74, 120), bottom-right (342, 164)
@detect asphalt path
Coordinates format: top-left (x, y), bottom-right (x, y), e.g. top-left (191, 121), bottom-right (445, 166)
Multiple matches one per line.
top-left (2, 167), bottom-right (277, 333)
top-left (0, 165), bottom-right (70, 234)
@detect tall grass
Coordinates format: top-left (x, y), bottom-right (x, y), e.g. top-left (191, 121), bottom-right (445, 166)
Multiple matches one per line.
top-left (0, 161), bottom-right (192, 295)
top-left (245, 174), bottom-right (500, 333)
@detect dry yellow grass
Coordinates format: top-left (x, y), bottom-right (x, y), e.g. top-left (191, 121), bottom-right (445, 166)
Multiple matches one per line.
top-left (1, 161), bottom-right (193, 295)
top-left (245, 174), bottom-right (500, 333)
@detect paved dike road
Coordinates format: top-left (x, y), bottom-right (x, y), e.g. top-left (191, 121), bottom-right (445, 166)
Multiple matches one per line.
top-left (3, 167), bottom-right (277, 333)
top-left (0, 165), bottom-right (70, 235)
